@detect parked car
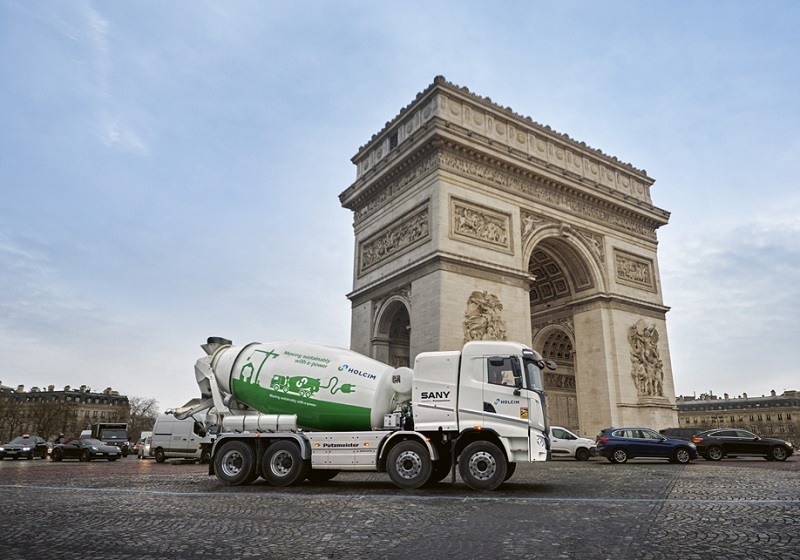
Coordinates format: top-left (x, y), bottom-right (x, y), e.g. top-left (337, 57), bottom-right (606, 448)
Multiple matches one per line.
top-left (596, 427), bottom-right (697, 464)
top-left (50, 438), bottom-right (122, 462)
top-left (691, 428), bottom-right (794, 461)
top-left (549, 426), bottom-right (596, 461)
top-left (0, 435), bottom-right (49, 460)
top-left (658, 427), bottom-right (700, 441)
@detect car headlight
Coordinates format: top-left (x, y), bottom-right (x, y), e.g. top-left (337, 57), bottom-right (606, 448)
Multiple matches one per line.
top-left (91, 446), bottom-right (99, 451)
top-left (22, 447), bottom-right (31, 451)
top-left (787, 442), bottom-right (793, 448)
top-left (0, 447), bottom-right (5, 451)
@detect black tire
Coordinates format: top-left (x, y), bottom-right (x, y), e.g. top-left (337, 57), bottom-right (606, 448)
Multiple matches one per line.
top-left (706, 445), bottom-right (723, 461)
top-left (51, 449), bottom-right (62, 462)
top-left (458, 441), bottom-right (507, 491)
top-left (503, 462), bottom-right (517, 482)
top-left (673, 448), bottom-right (692, 464)
top-left (261, 441), bottom-right (308, 486)
top-left (426, 458), bottom-right (453, 485)
top-left (201, 450), bottom-right (212, 464)
top-left (387, 440), bottom-right (432, 489)
top-left (154, 449), bottom-right (166, 463)
top-left (770, 446), bottom-right (789, 462)
top-left (214, 441), bottom-right (257, 486)
top-left (80, 450), bottom-right (92, 462)
top-left (108, 458), bottom-right (118, 462)
top-left (575, 448), bottom-right (591, 461)
top-left (611, 448), bottom-right (628, 464)
top-left (305, 469), bottom-right (339, 483)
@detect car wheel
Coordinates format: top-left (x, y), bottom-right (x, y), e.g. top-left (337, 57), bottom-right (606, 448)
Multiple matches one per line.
top-left (706, 445), bottom-right (723, 461)
top-left (154, 449), bottom-right (166, 463)
top-left (575, 448), bottom-right (591, 461)
top-left (51, 449), bottom-right (62, 462)
top-left (387, 440), bottom-right (433, 490)
top-left (673, 448), bottom-right (692, 464)
top-left (80, 450), bottom-right (91, 462)
top-left (611, 448), bottom-right (628, 464)
top-left (770, 446), bottom-right (789, 462)
top-left (108, 458), bottom-right (118, 462)
top-left (261, 441), bottom-right (308, 487)
top-left (458, 441), bottom-right (507, 491)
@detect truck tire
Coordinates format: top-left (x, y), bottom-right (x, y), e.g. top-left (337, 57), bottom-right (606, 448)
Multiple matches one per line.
top-left (214, 441), bottom-right (258, 486)
top-left (306, 469), bottom-right (339, 483)
top-left (154, 449), bottom-right (166, 463)
top-left (458, 441), bottom-right (507, 491)
top-left (426, 458), bottom-right (452, 485)
top-left (261, 441), bottom-right (308, 486)
top-left (386, 440), bottom-right (432, 489)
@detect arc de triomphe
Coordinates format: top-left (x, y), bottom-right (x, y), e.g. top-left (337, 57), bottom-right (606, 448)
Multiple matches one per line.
top-left (339, 77), bottom-right (678, 437)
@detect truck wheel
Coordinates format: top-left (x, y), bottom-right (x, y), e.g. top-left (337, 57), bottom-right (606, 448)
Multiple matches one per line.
top-left (214, 441), bottom-right (257, 486)
top-left (458, 441), bottom-right (507, 491)
top-left (154, 449), bottom-right (166, 463)
top-left (504, 462), bottom-right (517, 482)
top-left (575, 448), bottom-right (591, 461)
top-left (387, 440), bottom-right (432, 489)
top-left (306, 469), bottom-right (339, 483)
top-left (262, 441), bottom-right (308, 486)
top-left (426, 458), bottom-right (453, 485)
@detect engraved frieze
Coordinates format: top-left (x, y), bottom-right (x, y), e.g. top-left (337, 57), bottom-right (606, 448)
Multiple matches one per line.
top-left (614, 249), bottom-right (656, 291)
top-left (451, 198), bottom-right (511, 252)
top-left (359, 204), bottom-right (430, 275)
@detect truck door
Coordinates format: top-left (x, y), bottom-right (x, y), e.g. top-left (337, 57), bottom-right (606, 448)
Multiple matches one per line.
top-left (482, 356), bottom-right (530, 444)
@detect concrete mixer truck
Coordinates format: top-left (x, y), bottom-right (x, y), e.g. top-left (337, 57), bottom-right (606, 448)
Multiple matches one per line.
top-left (175, 336), bottom-right (556, 491)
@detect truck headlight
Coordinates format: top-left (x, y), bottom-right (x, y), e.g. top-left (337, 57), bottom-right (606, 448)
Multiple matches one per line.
top-left (536, 435), bottom-right (546, 448)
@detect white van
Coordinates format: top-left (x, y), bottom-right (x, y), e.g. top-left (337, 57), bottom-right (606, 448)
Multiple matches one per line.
top-left (150, 414), bottom-right (212, 463)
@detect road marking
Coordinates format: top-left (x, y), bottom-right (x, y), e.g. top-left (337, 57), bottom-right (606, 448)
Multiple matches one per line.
top-left (2, 484), bottom-right (799, 504)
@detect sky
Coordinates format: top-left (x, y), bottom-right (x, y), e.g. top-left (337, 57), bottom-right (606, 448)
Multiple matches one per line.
top-left (1, 1), bottom-right (798, 412)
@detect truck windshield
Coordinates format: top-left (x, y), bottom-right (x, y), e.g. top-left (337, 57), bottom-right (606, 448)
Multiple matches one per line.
top-left (523, 358), bottom-right (544, 391)
top-left (100, 429), bottom-right (127, 439)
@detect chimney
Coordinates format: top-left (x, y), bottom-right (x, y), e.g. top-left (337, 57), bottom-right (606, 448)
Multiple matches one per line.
top-left (771, 390), bottom-right (776, 397)
top-left (64, 385), bottom-right (71, 392)
top-left (743, 392), bottom-right (748, 399)
top-left (724, 393), bottom-right (729, 400)
top-left (16, 385), bottom-right (24, 392)
top-left (48, 385), bottom-right (55, 392)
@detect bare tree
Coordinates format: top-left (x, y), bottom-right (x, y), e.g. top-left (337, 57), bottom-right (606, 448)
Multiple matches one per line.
top-left (26, 398), bottom-right (80, 440)
top-left (127, 396), bottom-right (159, 441)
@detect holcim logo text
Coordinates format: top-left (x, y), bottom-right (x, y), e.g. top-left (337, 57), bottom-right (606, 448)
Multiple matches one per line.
top-left (338, 364), bottom-right (377, 380)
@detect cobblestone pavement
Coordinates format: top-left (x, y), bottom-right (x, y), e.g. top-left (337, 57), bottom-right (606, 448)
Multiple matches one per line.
top-left (1, 455), bottom-right (797, 559)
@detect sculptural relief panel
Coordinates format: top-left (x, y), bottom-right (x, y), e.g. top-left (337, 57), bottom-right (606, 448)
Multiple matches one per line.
top-left (359, 203), bottom-right (430, 275)
top-left (628, 319), bottom-right (664, 398)
top-left (463, 290), bottom-right (508, 343)
top-left (450, 197), bottom-right (512, 253)
top-left (614, 249), bottom-right (656, 292)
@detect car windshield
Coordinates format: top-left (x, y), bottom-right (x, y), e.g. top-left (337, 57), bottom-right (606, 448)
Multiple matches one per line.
top-left (9, 437), bottom-right (34, 444)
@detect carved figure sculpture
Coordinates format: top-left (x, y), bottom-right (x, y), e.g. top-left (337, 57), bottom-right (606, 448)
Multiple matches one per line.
top-left (628, 319), bottom-right (664, 397)
top-left (463, 290), bottom-right (507, 342)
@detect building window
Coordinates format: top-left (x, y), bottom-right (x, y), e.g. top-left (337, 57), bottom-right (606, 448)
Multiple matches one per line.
top-left (778, 414), bottom-right (783, 421)
top-left (93, 411), bottom-right (98, 418)
top-left (84, 410), bottom-right (90, 418)
top-left (767, 414), bottom-right (771, 421)
top-left (787, 413), bottom-right (792, 420)
top-left (758, 415), bottom-right (762, 421)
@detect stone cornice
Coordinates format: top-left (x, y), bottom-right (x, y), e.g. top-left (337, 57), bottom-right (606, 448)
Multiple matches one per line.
top-left (531, 292), bottom-right (671, 320)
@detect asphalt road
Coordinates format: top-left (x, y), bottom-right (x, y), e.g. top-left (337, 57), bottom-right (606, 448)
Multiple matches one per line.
top-left (1, 454), bottom-right (798, 559)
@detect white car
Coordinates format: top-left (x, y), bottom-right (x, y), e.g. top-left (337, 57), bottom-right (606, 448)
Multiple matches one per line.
top-left (549, 426), bottom-right (596, 461)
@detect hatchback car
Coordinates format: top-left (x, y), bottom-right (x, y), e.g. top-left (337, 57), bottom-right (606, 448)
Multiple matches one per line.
top-left (596, 427), bottom-right (697, 464)
top-left (0, 435), bottom-right (49, 460)
top-left (50, 438), bottom-right (122, 462)
top-left (691, 428), bottom-right (794, 461)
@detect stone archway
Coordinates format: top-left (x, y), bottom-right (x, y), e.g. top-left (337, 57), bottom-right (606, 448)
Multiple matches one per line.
top-left (539, 328), bottom-right (577, 432)
top-left (372, 297), bottom-right (411, 368)
top-left (340, 77), bottom-right (678, 437)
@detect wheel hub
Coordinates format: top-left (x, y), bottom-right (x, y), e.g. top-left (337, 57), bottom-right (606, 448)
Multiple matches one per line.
top-left (467, 451), bottom-right (496, 480)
